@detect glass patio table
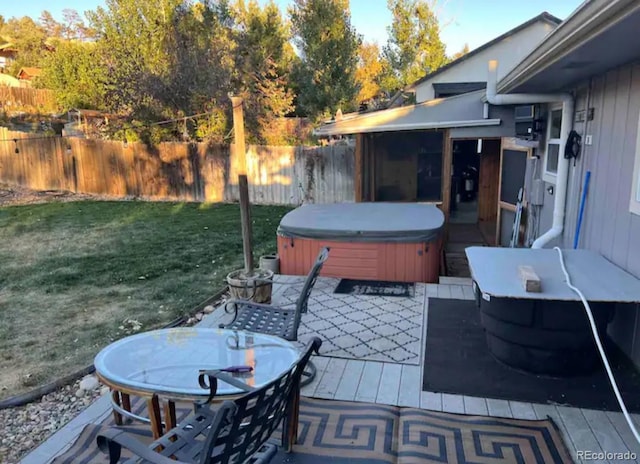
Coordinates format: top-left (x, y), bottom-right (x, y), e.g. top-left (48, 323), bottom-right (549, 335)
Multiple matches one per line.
top-left (94, 327), bottom-right (300, 438)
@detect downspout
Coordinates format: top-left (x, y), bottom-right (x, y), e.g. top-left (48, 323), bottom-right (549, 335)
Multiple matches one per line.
top-left (486, 60), bottom-right (574, 248)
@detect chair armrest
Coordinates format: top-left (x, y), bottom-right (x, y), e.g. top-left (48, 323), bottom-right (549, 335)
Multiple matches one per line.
top-left (198, 369), bottom-right (256, 404)
top-left (97, 427), bottom-right (186, 464)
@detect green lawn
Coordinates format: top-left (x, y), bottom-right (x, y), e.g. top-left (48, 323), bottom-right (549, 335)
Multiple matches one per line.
top-left (0, 201), bottom-right (291, 399)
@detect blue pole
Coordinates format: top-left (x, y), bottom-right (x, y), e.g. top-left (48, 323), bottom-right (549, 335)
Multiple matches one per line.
top-left (573, 170), bottom-right (591, 249)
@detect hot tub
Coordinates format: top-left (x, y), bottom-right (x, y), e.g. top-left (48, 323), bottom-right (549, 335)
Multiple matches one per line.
top-left (277, 203), bottom-right (444, 283)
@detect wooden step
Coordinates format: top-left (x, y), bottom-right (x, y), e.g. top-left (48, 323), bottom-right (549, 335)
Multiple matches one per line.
top-left (439, 276), bottom-right (473, 286)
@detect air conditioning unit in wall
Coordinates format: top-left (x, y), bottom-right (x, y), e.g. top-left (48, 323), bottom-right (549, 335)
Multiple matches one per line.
top-left (514, 105), bottom-right (545, 140)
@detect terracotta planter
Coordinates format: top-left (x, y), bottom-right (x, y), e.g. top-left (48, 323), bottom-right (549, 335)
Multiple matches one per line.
top-left (226, 268), bottom-right (274, 304)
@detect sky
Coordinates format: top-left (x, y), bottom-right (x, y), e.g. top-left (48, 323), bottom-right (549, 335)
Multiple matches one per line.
top-left (1, 0), bottom-right (583, 55)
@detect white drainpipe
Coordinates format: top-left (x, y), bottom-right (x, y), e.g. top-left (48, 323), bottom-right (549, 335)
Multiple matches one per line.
top-left (486, 60), bottom-right (574, 249)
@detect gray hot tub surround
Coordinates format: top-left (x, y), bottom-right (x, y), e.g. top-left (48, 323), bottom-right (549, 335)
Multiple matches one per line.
top-left (277, 202), bottom-right (444, 243)
top-left (466, 247), bottom-right (640, 376)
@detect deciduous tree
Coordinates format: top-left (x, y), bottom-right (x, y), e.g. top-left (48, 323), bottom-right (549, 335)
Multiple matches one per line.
top-left (0, 16), bottom-right (48, 74)
top-left (355, 41), bottom-right (384, 106)
top-left (290, 0), bottom-right (360, 119)
top-left (383, 0), bottom-right (448, 91)
top-left (234, 0), bottom-right (295, 143)
top-left (451, 43), bottom-right (470, 61)
top-left (38, 41), bottom-right (106, 110)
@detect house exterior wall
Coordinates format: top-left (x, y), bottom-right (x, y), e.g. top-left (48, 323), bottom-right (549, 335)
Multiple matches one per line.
top-left (535, 61), bottom-right (640, 366)
top-left (415, 21), bottom-right (556, 103)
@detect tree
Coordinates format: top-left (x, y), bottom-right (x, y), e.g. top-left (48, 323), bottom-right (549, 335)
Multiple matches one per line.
top-left (61, 9), bottom-right (96, 40)
top-left (0, 16), bottom-right (48, 74)
top-left (355, 41), bottom-right (384, 106)
top-left (87, 0), bottom-right (237, 142)
top-left (290, 0), bottom-right (360, 119)
top-left (451, 42), bottom-right (470, 61)
top-left (38, 41), bottom-right (106, 110)
top-left (234, 0), bottom-right (295, 143)
top-left (383, 0), bottom-right (448, 91)
top-left (39, 11), bottom-right (63, 38)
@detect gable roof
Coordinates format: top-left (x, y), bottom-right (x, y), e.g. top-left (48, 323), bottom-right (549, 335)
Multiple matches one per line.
top-left (17, 67), bottom-right (42, 79)
top-left (407, 12), bottom-right (562, 90)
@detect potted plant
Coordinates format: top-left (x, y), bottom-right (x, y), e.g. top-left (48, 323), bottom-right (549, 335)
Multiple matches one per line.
top-left (226, 267), bottom-right (274, 304)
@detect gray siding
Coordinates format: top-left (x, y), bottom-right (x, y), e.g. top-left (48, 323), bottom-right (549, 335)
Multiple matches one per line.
top-left (537, 62), bottom-right (640, 365)
top-left (564, 63), bottom-right (640, 276)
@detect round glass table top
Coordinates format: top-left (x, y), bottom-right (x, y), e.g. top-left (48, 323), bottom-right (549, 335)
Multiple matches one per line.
top-left (94, 328), bottom-right (300, 398)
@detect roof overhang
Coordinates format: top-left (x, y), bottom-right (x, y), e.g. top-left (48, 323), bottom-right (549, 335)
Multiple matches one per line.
top-left (314, 90), bottom-right (501, 136)
top-left (498, 0), bottom-right (640, 93)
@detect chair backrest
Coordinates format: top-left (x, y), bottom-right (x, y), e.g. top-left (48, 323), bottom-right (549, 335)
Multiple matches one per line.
top-left (295, 247), bottom-right (330, 316)
top-left (201, 337), bottom-right (322, 464)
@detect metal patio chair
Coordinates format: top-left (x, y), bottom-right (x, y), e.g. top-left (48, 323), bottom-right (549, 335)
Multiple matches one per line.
top-left (97, 337), bottom-right (322, 464)
top-left (220, 247), bottom-right (330, 384)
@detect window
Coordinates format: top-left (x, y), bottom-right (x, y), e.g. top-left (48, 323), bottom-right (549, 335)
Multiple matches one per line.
top-left (630, 114), bottom-right (640, 215)
top-left (543, 108), bottom-right (562, 182)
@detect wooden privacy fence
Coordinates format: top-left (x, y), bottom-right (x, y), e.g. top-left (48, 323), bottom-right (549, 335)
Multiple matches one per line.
top-left (0, 128), bottom-right (355, 204)
top-left (0, 87), bottom-right (56, 112)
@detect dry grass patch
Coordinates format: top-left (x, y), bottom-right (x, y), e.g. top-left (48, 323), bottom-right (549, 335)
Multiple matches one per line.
top-left (0, 201), bottom-right (291, 399)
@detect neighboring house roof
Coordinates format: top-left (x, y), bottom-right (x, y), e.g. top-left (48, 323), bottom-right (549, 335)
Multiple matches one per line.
top-left (0, 42), bottom-right (17, 52)
top-left (498, 0), bottom-right (640, 93)
top-left (314, 90), bottom-right (500, 136)
top-left (17, 67), bottom-right (42, 80)
top-left (407, 12), bottom-right (562, 91)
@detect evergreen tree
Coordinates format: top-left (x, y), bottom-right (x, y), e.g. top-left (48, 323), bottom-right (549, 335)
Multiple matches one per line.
top-left (290, 0), bottom-right (360, 119)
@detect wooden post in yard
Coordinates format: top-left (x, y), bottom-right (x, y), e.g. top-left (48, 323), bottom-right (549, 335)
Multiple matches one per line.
top-left (230, 96), bottom-right (254, 274)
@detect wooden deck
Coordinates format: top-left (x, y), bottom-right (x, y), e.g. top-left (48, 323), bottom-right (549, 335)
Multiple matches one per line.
top-left (207, 275), bottom-right (640, 463)
top-left (28, 275), bottom-right (640, 464)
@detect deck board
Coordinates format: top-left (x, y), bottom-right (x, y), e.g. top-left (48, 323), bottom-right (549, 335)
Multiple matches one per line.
top-left (486, 399), bottom-right (513, 418)
top-left (436, 285), bottom-right (452, 299)
top-left (605, 411), bottom-right (640, 455)
top-left (302, 356), bottom-right (331, 398)
top-left (397, 365), bottom-right (421, 407)
top-left (354, 361), bottom-right (384, 403)
top-left (582, 409), bottom-right (631, 457)
top-left (463, 396), bottom-right (489, 415)
top-left (420, 391), bottom-right (443, 411)
top-left (315, 358), bottom-right (347, 399)
top-left (376, 363), bottom-right (402, 405)
top-left (449, 285), bottom-right (466, 300)
top-left (441, 393), bottom-right (465, 414)
top-left (509, 401), bottom-right (537, 420)
top-left (556, 406), bottom-right (605, 461)
top-left (334, 359), bottom-right (365, 401)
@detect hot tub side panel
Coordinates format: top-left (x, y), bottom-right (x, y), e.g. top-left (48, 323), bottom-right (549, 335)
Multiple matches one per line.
top-left (277, 235), bottom-right (441, 283)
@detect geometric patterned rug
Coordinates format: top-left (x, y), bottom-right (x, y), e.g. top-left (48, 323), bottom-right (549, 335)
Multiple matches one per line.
top-left (53, 397), bottom-right (573, 464)
top-left (280, 277), bottom-right (425, 365)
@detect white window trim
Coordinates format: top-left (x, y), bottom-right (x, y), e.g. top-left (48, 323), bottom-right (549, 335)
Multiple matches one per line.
top-left (542, 106), bottom-right (562, 183)
top-left (629, 112), bottom-right (640, 215)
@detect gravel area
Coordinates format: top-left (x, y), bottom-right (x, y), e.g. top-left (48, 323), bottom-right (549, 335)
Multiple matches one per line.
top-left (0, 376), bottom-right (106, 464)
top-left (0, 303), bottom-right (225, 464)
